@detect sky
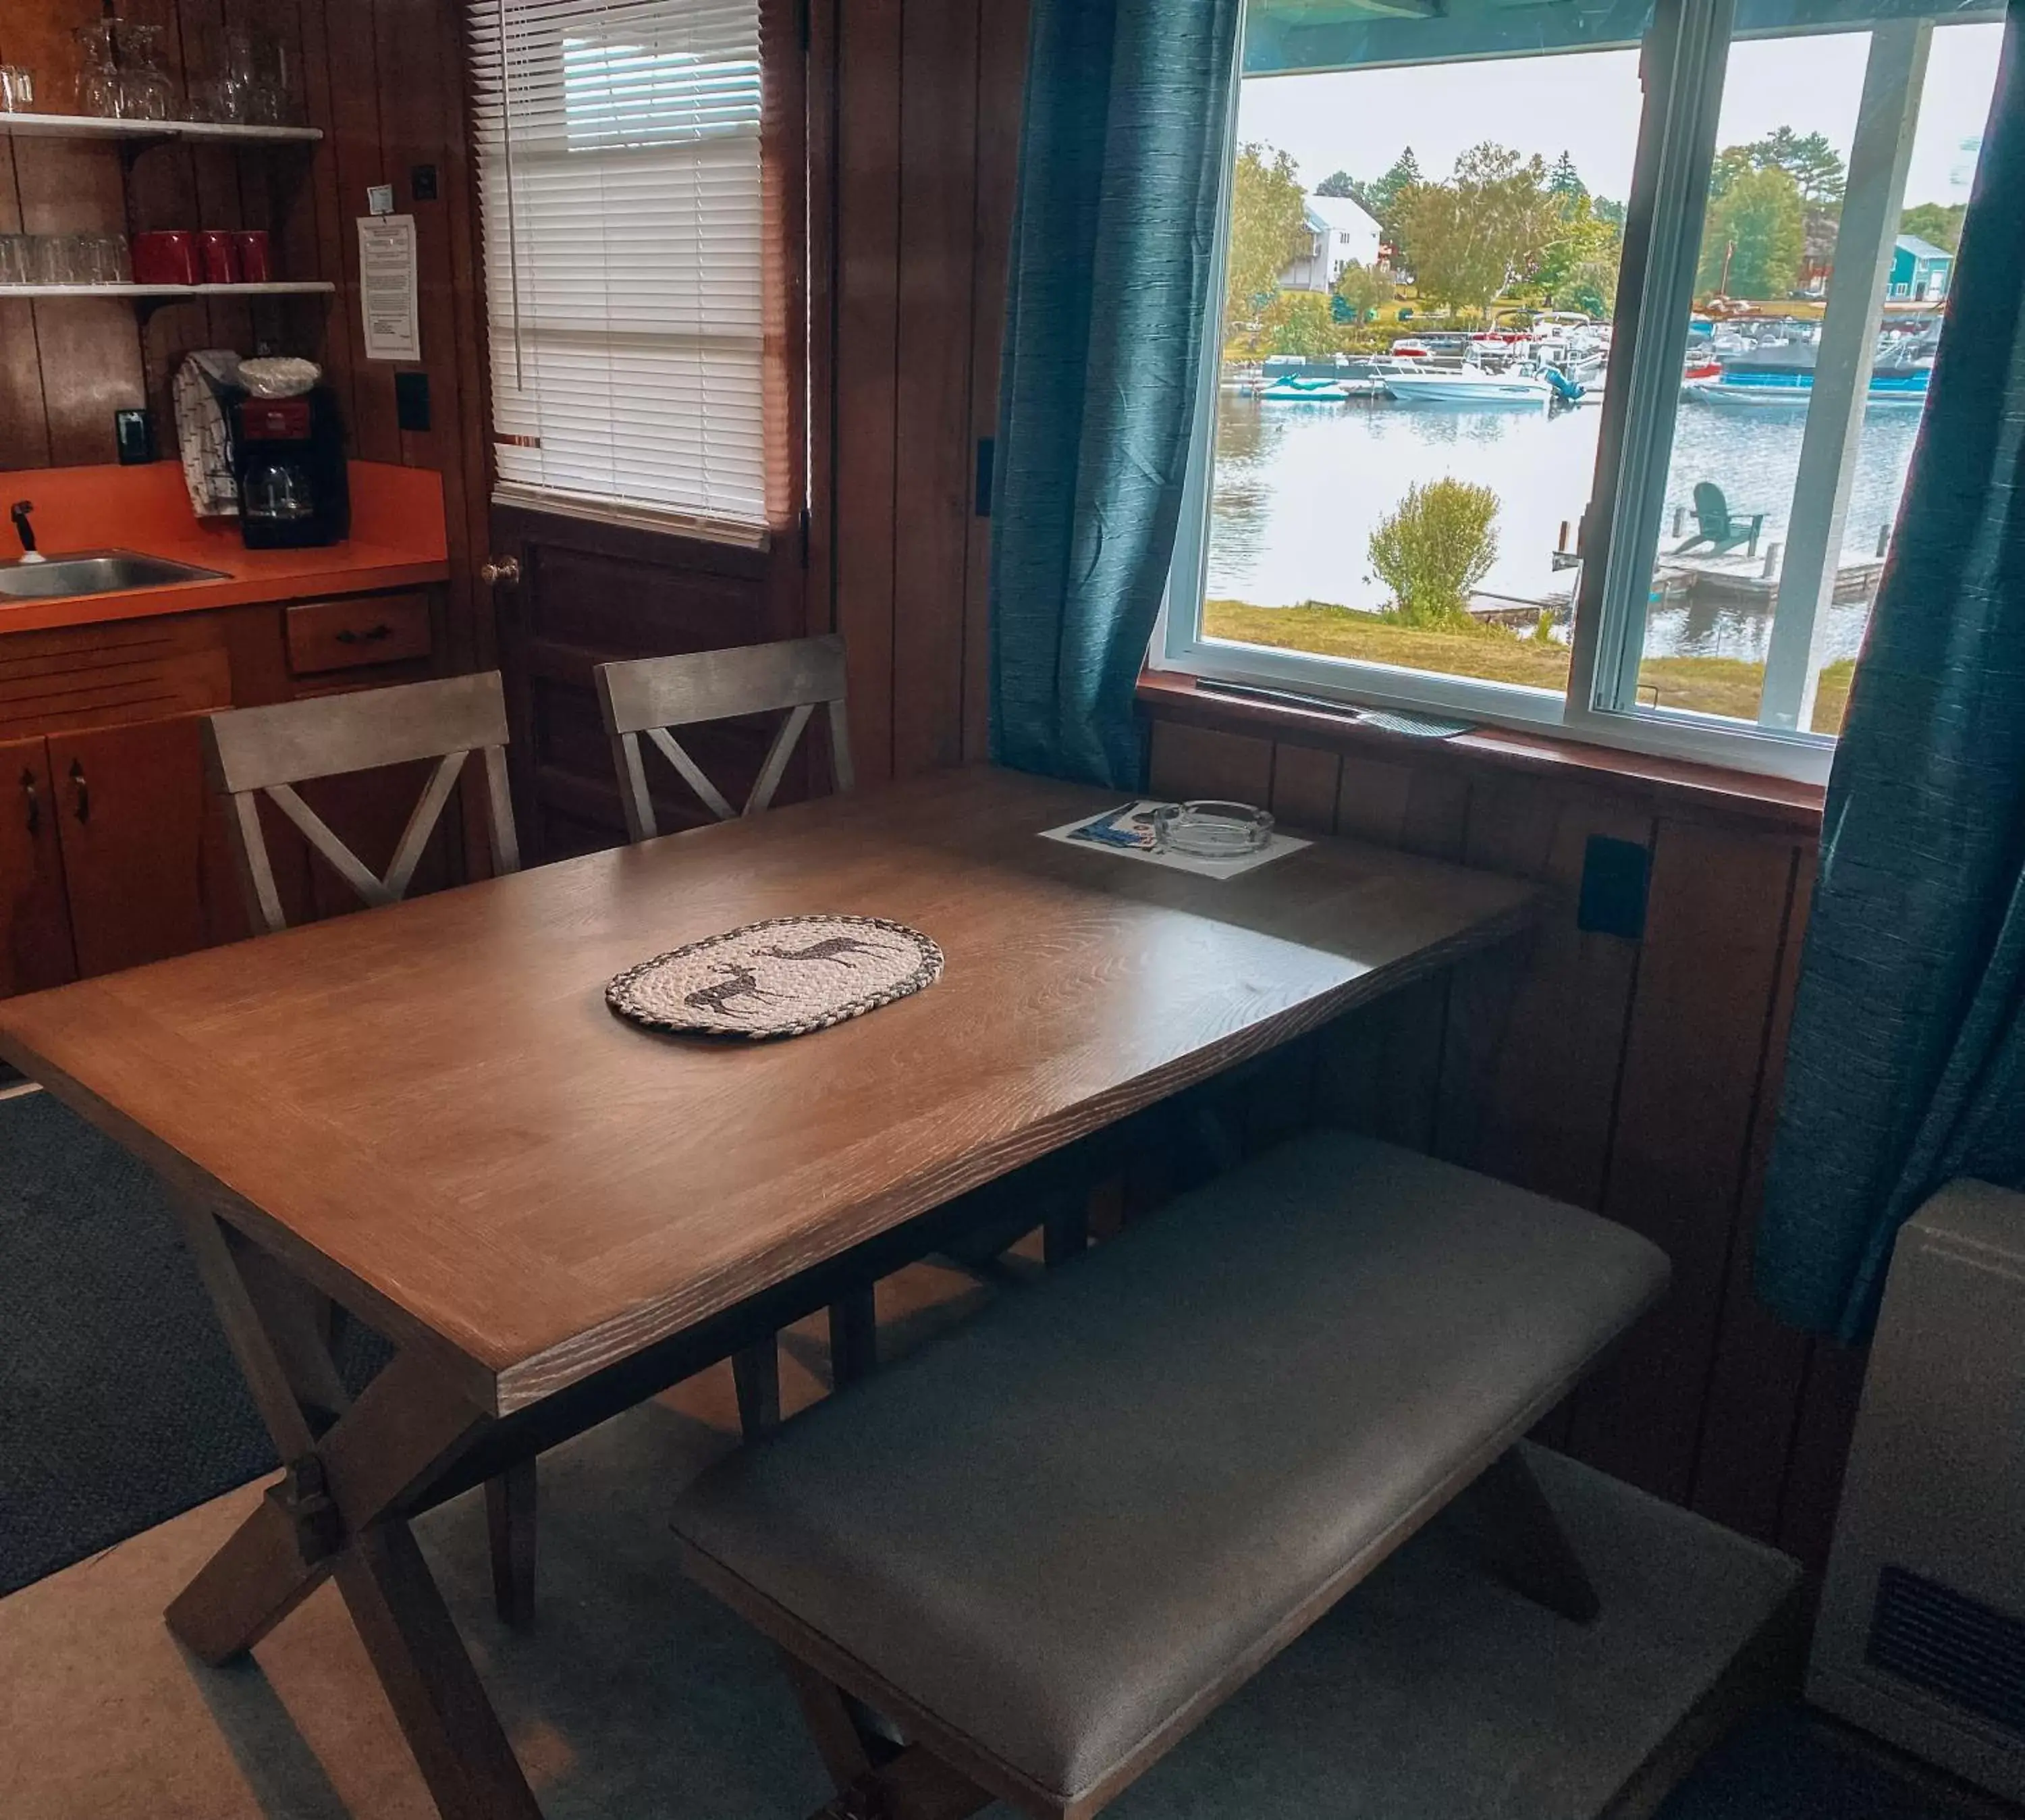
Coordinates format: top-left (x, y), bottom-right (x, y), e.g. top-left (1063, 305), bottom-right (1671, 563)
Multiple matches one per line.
top-left (1237, 20), bottom-right (2002, 209)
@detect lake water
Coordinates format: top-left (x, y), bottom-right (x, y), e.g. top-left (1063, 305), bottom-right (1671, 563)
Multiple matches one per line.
top-left (1206, 387), bottom-right (1927, 663)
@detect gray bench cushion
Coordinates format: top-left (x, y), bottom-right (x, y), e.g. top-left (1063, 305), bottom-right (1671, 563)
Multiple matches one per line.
top-left (673, 1133), bottom-right (1669, 1806)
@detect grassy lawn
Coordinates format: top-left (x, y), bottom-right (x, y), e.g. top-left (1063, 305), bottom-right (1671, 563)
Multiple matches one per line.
top-left (1202, 599), bottom-right (1853, 737)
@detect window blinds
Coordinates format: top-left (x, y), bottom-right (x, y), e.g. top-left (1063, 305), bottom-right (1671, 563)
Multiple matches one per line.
top-left (468, 0), bottom-right (767, 539)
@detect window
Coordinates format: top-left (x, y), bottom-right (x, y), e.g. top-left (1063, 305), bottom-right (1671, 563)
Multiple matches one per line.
top-left (1163, 0), bottom-right (2004, 779)
top-left (468, 0), bottom-right (769, 541)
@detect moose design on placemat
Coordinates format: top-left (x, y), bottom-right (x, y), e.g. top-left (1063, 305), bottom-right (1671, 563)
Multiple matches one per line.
top-left (753, 934), bottom-right (883, 967)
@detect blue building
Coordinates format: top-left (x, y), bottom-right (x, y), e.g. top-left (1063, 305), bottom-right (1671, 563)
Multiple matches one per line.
top-left (1889, 235), bottom-right (1953, 303)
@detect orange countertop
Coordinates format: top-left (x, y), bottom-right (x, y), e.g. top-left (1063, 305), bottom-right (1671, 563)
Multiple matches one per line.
top-left (0, 460), bottom-right (450, 635)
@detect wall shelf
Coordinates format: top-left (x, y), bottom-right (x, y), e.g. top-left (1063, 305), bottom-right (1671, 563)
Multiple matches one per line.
top-left (0, 112), bottom-right (321, 144)
top-left (0, 281), bottom-right (337, 300)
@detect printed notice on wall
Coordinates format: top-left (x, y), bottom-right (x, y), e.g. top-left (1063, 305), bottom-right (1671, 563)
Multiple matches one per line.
top-left (357, 215), bottom-right (420, 362)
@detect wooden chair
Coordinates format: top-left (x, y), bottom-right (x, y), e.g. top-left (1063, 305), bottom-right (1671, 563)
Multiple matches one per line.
top-left (594, 632), bottom-right (853, 844)
top-left (202, 672), bottom-right (537, 1621)
top-left (202, 670), bottom-right (518, 936)
top-left (1674, 480), bottom-right (1766, 558)
top-left (594, 635), bottom-right (879, 1384)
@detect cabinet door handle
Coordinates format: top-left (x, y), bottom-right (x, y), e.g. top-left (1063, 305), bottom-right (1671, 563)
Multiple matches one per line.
top-left (335, 623), bottom-right (394, 645)
top-left (69, 758), bottom-right (88, 824)
top-left (20, 768), bottom-right (36, 836)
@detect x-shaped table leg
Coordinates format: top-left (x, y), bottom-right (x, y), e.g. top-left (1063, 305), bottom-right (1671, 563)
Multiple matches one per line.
top-left (164, 1194), bottom-right (545, 1820)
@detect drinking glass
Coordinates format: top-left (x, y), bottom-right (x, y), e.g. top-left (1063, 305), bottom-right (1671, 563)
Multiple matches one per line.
top-left (113, 23), bottom-right (173, 121)
top-left (0, 234), bottom-right (32, 287)
top-left (30, 236), bottom-right (78, 286)
top-left (0, 65), bottom-right (35, 113)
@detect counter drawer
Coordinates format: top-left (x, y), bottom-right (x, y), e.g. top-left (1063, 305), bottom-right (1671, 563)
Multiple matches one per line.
top-left (286, 591), bottom-right (433, 676)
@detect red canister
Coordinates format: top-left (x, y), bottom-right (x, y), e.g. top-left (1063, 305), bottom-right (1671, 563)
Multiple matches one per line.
top-left (198, 230), bottom-right (240, 286)
top-left (130, 230), bottom-right (197, 286)
top-left (232, 229), bottom-right (271, 284)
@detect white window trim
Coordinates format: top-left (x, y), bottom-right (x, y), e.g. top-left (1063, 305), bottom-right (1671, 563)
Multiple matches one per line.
top-left (1160, 0), bottom-right (1926, 788)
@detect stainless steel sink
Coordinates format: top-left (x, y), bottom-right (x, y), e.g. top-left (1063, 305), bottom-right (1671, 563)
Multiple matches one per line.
top-left (0, 550), bottom-right (227, 601)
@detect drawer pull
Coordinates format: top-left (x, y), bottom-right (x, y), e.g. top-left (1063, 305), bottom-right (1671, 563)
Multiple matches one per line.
top-left (20, 767), bottom-right (36, 836)
top-left (69, 758), bottom-right (88, 824)
top-left (335, 623), bottom-right (396, 646)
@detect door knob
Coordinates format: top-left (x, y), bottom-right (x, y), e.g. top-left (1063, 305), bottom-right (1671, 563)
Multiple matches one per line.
top-left (479, 556), bottom-right (521, 586)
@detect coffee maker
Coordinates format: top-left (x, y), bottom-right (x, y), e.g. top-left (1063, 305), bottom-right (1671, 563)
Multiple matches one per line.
top-left (229, 385), bottom-right (349, 548)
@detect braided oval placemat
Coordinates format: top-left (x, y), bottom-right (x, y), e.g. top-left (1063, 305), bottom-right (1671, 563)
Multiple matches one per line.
top-left (607, 915), bottom-right (944, 1040)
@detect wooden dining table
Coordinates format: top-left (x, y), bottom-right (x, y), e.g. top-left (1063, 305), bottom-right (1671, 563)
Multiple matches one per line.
top-left (0, 764), bottom-right (1538, 1820)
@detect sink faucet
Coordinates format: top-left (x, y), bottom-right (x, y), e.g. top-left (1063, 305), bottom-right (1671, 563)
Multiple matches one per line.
top-left (9, 501), bottom-right (45, 565)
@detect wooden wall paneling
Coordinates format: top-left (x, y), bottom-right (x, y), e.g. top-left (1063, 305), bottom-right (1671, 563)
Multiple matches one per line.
top-left (1688, 851), bottom-right (1818, 1544)
top-left (1145, 718), bottom-right (1273, 806)
top-left (1266, 740), bottom-right (1339, 836)
top-left (291, 0), bottom-right (362, 433)
top-left (805, 0), bottom-right (839, 643)
top-left (14, 112), bottom-right (142, 464)
top-left (0, 136), bottom-right (50, 468)
top-left (1564, 820), bottom-right (1800, 1505)
top-left (959, 0), bottom-right (1027, 762)
top-left (1332, 754), bottom-right (1415, 845)
top-left (319, 0), bottom-right (400, 462)
top-left (889, 0), bottom-right (980, 779)
top-left (832, 0), bottom-right (903, 784)
top-left (1434, 779), bottom-right (1651, 1212)
top-left (128, 0), bottom-right (209, 427)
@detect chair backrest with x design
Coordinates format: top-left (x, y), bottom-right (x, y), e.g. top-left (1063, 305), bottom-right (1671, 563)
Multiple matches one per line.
top-left (202, 670), bottom-right (520, 936)
top-left (593, 634), bottom-right (853, 843)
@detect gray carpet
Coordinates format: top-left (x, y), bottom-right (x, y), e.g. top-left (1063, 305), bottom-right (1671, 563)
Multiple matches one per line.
top-left (0, 1089), bottom-right (385, 1595)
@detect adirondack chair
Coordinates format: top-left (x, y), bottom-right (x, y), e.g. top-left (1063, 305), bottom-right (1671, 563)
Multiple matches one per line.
top-left (1675, 481), bottom-right (1766, 557)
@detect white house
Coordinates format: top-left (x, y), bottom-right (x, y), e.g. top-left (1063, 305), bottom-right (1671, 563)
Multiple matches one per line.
top-left (1280, 193), bottom-right (1385, 292)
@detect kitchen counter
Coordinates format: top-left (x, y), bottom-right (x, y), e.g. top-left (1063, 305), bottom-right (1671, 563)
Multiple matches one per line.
top-left (0, 459), bottom-right (450, 634)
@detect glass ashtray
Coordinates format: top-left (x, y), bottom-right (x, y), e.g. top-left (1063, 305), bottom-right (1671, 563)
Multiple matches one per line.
top-left (1152, 800), bottom-right (1274, 859)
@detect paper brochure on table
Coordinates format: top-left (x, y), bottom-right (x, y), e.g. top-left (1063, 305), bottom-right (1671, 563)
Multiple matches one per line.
top-left (1040, 801), bottom-right (1309, 878)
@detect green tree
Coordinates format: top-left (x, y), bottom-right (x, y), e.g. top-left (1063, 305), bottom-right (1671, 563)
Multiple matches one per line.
top-left (1361, 146), bottom-right (1422, 234)
top-left (1548, 150), bottom-right (1586, 200)
top-left (1332, 259), bottom-right (1393, 324)
top-left (1261, 292), bottom-right (1339, 358)
top-left (1368, 479), bottom-right (1501, 628)
top-left (1535, 186), bottom-right (1622, 317)
top-left (1592, 195), bottom-right (1626, 229)
top-left (1314, 169), bottom-right (1360, 199)
top-left (1225, 142), bottom-right (1310, 328)
top-left (1900, 200), bottom-right (1968, 251)
top-left (1698, 163), bottom-right (1805, 298)
top-left (1398, 144), bottom-right (1559, 316)
top-left (1745, 126), bottom-right (1846, 204)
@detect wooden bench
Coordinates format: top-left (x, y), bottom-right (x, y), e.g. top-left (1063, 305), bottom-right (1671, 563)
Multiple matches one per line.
top-left (672, 1131), bottom-right (1669, 1820)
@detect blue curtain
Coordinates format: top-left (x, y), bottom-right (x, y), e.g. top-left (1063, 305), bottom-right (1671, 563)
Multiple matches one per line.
top-left (989, 0), bottom-right (1242, 788)
top-left (1757, 10), bottom-right (2025, 1342)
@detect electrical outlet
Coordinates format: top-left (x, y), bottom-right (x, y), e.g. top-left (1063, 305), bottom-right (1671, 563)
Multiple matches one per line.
top-left (411, 163), bottom-right (438, 202)
top-left (1577, 835), bottom-right (1652, 940)
top-left (395, 371), bottom-right (431, 433)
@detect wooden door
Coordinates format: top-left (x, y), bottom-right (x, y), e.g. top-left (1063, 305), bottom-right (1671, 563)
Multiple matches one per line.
top-left (489, 512), bottom-right (808, 860)
top-left (45, 716), bottom-right (228, 978)
top-left (0, 735), bottom-right (77, 996)
top-left (474, 0), bottom-right (812, 864)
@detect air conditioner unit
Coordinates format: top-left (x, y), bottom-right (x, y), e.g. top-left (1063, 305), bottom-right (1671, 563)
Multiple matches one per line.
top-left (1808, 1179), bottom-right (2025, 1802)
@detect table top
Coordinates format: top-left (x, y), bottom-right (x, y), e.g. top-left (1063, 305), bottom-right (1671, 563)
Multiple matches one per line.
top-left (0, 767), bottom-right (1538, 1415)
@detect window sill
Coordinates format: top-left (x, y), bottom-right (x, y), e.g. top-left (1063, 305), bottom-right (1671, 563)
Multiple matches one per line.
top-left (1137, 670), bottom-right (1825, 838)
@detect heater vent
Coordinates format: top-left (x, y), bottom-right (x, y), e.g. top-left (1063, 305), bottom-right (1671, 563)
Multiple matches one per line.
top-left (1867, 1565), bottom-right (2025, 1742)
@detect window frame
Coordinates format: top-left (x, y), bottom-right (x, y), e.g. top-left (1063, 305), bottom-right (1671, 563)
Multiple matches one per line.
top-left (1158, 0), bottom-right (1989, 786)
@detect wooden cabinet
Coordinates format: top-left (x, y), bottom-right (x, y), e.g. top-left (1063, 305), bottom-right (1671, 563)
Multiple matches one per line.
top-left (0, 583), bottom-right (453, 998)
top-left (286, 590), bottom-right (434, 676)
top-left (43, 718), bottom-right (223, 978)
top-left (0, 734), bottom-right (77, 996)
